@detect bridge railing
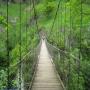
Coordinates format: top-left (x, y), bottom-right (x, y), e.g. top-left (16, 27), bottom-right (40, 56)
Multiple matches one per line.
top-left (4, 41), bottom-right (41, 90)
top-left (46, 40), bottom-right (85, 90)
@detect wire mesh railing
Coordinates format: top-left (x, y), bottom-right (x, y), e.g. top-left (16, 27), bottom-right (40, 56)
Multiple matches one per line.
top-left (1, 40), bottom-right (41, 90)
top-left (46, 40), bottom-right (85, 90)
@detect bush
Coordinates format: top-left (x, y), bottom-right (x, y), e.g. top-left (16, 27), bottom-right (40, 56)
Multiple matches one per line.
top-left (45, 1), bottom-right (56, 17)
top-left (0, 70), bottom-right (7, 89)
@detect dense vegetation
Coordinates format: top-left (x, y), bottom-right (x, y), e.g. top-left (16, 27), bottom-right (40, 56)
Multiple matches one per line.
top-left (34, 0), bottom-right (90, 90)
top-left (0, 1), bottom-right (40, 89)
top-left (0, 0), bottom-right (90, 89)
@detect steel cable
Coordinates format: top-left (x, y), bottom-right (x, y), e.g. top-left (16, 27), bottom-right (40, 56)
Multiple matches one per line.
top-left (19, 0), bottom-right (22, 90)
top-left (67, 0), bottom-right (72, 89)
top-left (47, 0), bottom-right (61, 39)
top-left (6, 0), bottom-right (10, 89)
top-left (78, 0), bottom-right (82, 90)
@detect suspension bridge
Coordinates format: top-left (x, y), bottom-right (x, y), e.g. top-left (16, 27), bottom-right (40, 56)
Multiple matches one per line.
top-left (31, 39), bottom-right (64, 90)
top-left (0, 0), bottom-right (89, 90)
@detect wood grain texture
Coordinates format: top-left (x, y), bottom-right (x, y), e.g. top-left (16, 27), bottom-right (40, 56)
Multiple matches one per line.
top-left (32, 40), bottom-right (63, 90)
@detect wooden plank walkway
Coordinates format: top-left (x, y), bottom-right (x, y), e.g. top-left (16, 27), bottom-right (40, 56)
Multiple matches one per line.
top-left (32, 40), bottom-right (63, 90)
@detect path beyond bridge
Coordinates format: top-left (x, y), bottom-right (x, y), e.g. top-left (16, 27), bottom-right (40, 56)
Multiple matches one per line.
top-left (32, 40), bottom-right (64, 90)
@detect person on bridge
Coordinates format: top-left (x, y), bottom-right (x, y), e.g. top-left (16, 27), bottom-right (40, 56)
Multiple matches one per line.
top-left (42, 35), bottom-right (45, 40)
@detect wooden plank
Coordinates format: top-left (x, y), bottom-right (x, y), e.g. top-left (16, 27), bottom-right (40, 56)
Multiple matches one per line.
top-left (32, 87), bottom-right (61, 90)
top-left (31, 40), bottom-right (63, 90)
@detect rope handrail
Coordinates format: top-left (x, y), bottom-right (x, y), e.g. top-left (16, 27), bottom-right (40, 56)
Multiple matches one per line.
top-left (7, 40), bottom-right (41, 90)
top-left (46, 40), bottom-right (80, 62)
top-left (10, 51), bottom-right (31, 68)
top-left (10, 40), bottom-right (41, 68)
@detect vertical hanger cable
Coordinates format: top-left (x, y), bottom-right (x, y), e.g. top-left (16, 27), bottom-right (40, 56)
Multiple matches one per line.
top-left (47, 0), bottom-right (61, 39)
top-left (19, 0), bottom-right (22, 90)
top-left (68, 0), bottom-right (72, 89)
top-left (78, 0), bottom-right (82, 89)
top-left (6, 0), bottom-right (10, 89)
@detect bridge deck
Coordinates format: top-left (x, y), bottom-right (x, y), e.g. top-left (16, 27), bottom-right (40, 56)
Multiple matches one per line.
top-left (32, 40), bottom-right (63, 90)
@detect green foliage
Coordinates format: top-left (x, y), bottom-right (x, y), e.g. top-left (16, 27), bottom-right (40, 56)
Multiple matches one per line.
top-left (0, 2), bottom-right (40, 89)
top-left (36, 0), bottom-right (56, 18)
top-left (10, 44), bottom-right (20, 64)
top-left (44, 0), bottom-right (90, 90)
top-left (0, 0), bottom-right (90, 89)
top-left (0, 15), bottom-right (7, 26)
top-left (0, 70), bottom-right (7, 89)
top-left (44, 1), bottom-right (56, 17)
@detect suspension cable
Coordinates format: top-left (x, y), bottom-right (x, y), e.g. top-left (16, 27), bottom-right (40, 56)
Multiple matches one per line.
top-left (47, 0), bottom-right (61, 39)
top-left (32, 0), bottom-right (39, 33)
top-left (56, 5), bottom-right (59, 45)
top-left (25, 2), bottom-right (28, 53)
top-left (68, 0), bottom-right (72, 89)
top-left (78, 0), bottom-right (82, 89)
top-left (64, 2), bottom-right (66, 50)
top-left (60, 1), bottom-right (62, 47)
top-left (57, 2), bottom-right (60, 44)
top-left (63, 0), bottom-right (67, 86)
top-left (29, 0), bottom-right (31, 46)
top-left (6, 0), bottom-right (10, 89)
top-left (19, 0), bottom-right (22, 90)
